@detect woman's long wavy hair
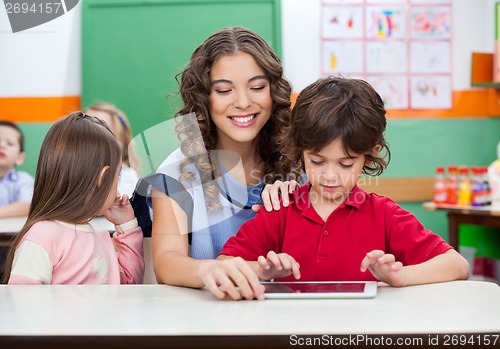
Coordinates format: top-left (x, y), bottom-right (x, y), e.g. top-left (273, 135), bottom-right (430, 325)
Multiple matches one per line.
top-left (174, 26), bottom-right (297, 209)
top-left (2, 112), bottom-right (121, 283)
top-left (282, 77), bottom-right (391, 179)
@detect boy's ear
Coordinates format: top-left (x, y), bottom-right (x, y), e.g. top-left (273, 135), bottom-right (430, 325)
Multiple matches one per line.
top-left (97, 166), bottom-right (110, 188)
top-left (14, 151), bottom-right (25, 167)
top-left (364, 145), bottom-right (382, 166)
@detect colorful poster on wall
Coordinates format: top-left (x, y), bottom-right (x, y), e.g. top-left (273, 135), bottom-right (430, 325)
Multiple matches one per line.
top-left (321, 0), bottom-right (452, 110)
top-left (410, 76), bottom-right (452, 109)
top-left (365, 6), bottom-right (406, 39)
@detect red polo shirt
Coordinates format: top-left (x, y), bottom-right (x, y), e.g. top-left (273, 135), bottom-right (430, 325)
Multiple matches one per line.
top-left (220, 183), bottom-right (452, 281)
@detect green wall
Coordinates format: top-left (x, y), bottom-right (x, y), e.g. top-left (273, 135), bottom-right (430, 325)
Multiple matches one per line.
top-left (81, 0), bottom-right (282, 136)
top-left (384, 118), bottom-right (500, 259)
top-left (16, 122), bottom-right (52, 176)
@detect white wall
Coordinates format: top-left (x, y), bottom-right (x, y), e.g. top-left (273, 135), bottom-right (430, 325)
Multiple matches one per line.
top-left (0, 4), bottom-right (81, 97)
top-left (0, 0), bottom-right (496, 99)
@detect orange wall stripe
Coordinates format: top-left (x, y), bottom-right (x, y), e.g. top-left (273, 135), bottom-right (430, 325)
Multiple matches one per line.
top-left (2, 89), bottom-right (498, 122)
top-left (0, 96), bottom-right (81, 123)
top-left (291, 89), bottom-right (499, 118)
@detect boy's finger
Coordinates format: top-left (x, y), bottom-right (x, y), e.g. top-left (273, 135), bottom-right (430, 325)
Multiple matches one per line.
top-left (267, 251), bottom-right (282, 270)
top-left (257, 255), bottom-right (271, 270)
top-left (292, 262), bottom-right (301, 279)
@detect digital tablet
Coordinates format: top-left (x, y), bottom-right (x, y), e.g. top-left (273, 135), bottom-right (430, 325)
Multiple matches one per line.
top-left (261, 281), bottom-right (377, 299)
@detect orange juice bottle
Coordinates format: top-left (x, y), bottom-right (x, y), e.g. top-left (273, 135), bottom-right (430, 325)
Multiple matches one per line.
top-left (446, 165), bottom-right (458, 205)
top-left (457, 165), bottom-right (471, 206)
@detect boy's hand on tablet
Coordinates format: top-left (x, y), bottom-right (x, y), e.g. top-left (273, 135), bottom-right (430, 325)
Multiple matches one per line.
top-left (199, 257), bottom-right (265, 301)
top-left (257, 251), bottom-right (301, 281)
top-left (360, 250), bottom-right (405, 287)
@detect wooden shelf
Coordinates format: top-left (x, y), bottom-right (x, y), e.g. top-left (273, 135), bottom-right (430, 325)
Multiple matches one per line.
top-left (471, 82), bottom-right (500, 88)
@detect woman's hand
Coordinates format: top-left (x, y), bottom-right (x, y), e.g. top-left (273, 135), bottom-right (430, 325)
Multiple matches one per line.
top-left (252, 180), bottom-right (299, 213)
top-left (198, 257), bottom-right (265, 301)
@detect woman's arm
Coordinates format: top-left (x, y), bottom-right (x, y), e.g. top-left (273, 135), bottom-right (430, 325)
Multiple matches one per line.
top-left (151, 190), bottom-right (215, 288)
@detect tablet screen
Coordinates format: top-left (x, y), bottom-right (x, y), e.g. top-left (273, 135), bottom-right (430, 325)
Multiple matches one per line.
top-left (261, 281), bottom-right (377, 299)
top-left (263, 282), bottom-right (365, 294)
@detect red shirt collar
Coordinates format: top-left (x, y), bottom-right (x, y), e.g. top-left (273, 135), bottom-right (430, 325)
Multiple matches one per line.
top-left (292, 182), bottom-right (367, 212)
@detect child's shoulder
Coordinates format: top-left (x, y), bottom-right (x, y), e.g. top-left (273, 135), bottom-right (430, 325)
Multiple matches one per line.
top-left (15, 170), bottom-right (34, 180)
top-left (353, 186), bottom-right (400, 210)
top-left (2, 169), bottom-right (34, 183)
top-left (21, 221), bottom-right (70, 248)
top-left (24, 220), bottom-right (81, 240)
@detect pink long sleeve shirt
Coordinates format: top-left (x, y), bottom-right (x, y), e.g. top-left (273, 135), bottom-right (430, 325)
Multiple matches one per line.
top-left (8, 220), bottom-right (144, 284)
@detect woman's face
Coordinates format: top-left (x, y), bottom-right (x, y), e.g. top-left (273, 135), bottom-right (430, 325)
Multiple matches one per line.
top-left (208, 52), bottom-right (273, 149)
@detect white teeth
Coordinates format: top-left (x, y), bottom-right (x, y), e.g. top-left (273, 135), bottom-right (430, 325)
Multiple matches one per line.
top-left (231, 114), bottom-right (256, 123)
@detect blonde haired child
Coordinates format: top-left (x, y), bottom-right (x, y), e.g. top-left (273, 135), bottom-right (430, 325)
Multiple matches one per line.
top-left (85, 102), bottom-right (140, 197)
top-left (3, 112), bottom-right (144, 284)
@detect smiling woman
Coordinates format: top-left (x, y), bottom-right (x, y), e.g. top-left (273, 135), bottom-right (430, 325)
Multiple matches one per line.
top-left (140, 26), bottom-right (298, 294)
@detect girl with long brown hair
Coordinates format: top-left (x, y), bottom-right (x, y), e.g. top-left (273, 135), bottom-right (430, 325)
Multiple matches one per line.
top-left (3, 112), bottom-right (144, 284)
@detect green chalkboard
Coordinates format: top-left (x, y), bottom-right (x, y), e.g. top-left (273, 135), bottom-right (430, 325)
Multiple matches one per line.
top-left (82, 0), bottom-right (282, 136)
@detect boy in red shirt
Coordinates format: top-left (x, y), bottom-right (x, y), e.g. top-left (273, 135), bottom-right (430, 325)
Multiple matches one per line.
top-left (202, 77), bottom-right (470, 300)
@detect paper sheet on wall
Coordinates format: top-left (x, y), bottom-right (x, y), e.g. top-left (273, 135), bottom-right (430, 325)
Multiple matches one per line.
top-left (366, 76), bottom-right (409, 109)
top-left (322, 41), bottom-right (364, 73)
top-left (410, 41), bottom-right (451, 73)
top-left (410, 76), bottom-right (452, 109)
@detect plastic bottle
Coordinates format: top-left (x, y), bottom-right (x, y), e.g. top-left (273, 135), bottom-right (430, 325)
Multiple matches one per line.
top-left (488, 141), bottom-right (500, 207)
top-left (470, 166), bottom-right (483, 207)
top-left (446, 165), bottom-right (458, 205)
top-left (481, 166), bottom-right (492, 206)
top-left (433, 166), bottom-right (447, 205)
top-left (457, 165), bottom-right (471, 206)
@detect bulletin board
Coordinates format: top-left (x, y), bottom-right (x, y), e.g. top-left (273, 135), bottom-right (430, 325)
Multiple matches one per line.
top-left (321, 0), bottom-right (452, 110)
top-left (82, 0), bottom-right (282, 133)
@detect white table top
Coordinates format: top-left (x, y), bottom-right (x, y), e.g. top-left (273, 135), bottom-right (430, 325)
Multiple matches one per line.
top-left (0, 281), bottom-right (499, 336)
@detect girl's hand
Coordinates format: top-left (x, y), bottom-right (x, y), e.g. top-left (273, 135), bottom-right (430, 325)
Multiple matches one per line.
top-left (360, 250), bottom-right (405, 287)
top-left (257, 251), bottom-right (301, 281)
top-left (199, 258), bottom-right (265, 301)
top-left (103, 194), bottom-right (135, 226)
top-left (252, 180), bottom-right (299, 213)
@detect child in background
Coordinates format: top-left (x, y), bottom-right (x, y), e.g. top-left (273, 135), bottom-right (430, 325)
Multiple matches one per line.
top-left (206, 77), bottom-right (470, 300)
top-left (85, 102), bottom-right (140, 197)
top-left (0, 120), bottom-right (34, 217)
top-left (2, 112), bottom-right (144, 284)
